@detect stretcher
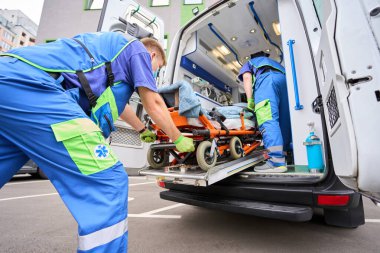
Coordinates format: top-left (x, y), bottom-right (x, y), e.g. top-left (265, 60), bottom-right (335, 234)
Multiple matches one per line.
top-left (145, 104), bottom-right (262, 171)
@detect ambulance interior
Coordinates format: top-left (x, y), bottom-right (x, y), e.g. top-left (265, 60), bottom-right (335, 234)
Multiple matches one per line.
top-left (165, 0), bottom-right (327, 182)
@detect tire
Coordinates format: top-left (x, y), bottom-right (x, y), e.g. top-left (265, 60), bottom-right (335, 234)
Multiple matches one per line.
top-left (147, 148), bottom-right (169, 169)
top-left (229, 137), bottom-right (243, 159)
top-left (196, 141), bottom-right (217, 171)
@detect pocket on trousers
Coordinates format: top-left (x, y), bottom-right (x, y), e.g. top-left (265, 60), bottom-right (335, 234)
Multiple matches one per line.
top-left (91, 102), bottom-right (116, 138)
top-left (51, 118), bottom-right (118, 175)
top-left (254, 99), bottom-right (273, 126)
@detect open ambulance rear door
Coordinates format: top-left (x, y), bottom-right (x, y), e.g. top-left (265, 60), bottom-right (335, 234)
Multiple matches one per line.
top-left (297, 0), bottom-right (380, 201)
top-left (96, 0), bottom-right (164, 172)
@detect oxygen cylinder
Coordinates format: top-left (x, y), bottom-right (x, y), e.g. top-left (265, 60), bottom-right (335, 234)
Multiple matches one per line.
top-left (303, 122), bottom-right (324, 173)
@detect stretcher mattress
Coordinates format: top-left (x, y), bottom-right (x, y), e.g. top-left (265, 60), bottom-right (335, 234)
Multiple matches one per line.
top-left (187, 117), bottom-right (255, 130)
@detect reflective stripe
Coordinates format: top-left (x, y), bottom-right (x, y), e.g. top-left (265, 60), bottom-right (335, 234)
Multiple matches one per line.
top-left (267, 145), bottom-right (283, 152)
top-left (270, 156), bottom-right (285, 164)
top-left (0, 39), bottom-right (137, 73)
top-left (78, 217), bottom-right (128, 251)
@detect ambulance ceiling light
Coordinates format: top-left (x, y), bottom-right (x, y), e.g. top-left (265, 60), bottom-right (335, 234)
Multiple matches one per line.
top-left (232, 60), bottom-right (240, 68)
top-left (217, 45), bottom-right (231, 55)
top-left (250, 28), bottom-right (256, 34)
top-left (212, 49), bottom-right (223, 58)
top-left (272, 21), bottom-right (281, 36)
top-left (231, 36), bottom-right (237, 41)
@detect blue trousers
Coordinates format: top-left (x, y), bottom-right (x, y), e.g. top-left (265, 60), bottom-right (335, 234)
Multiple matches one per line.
top-left (0, 57), bottom-right (129, 252)
top-left (254, 71), bottom-right (292, 166)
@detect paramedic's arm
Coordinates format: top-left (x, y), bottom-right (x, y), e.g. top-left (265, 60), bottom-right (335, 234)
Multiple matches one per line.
top-left (242, 72), bottom-right (253, 100)
top-left (138, 87), bottom-right (181, 141)
top-left (120, 104), bottom-right (145, 132)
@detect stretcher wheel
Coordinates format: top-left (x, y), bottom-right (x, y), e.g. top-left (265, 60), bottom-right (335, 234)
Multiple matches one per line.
top-left (147, 148), bottom-right (169, 169)
top-left (196, 141), bottom-right (217, 171)
top-left (229, 137), bottom-right (243, 159)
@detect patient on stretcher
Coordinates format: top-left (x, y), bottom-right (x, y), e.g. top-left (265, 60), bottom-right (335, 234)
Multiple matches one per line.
top-left (158, 80), bottom-right (256, 130)
top-left (145, 80), bottom-right (261, 171)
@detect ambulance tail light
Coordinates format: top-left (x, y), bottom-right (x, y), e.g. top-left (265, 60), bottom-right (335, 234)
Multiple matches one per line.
top-left (157, 180), bottom-right (166, 188)
top-left (317, 195), bottom-right (350, 206)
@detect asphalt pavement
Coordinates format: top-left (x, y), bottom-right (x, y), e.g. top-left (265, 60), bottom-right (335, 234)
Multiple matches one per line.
top-left (0, 175), bottom-right (380, 253)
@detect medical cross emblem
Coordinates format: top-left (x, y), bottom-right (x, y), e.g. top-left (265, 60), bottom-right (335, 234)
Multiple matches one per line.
top-left (94, 145), bottom-right (109, 159)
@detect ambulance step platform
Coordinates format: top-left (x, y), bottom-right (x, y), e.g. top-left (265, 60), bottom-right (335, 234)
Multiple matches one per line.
top-left (139, 150), bottom-right (267, 187)
top-left (161, 190), bottom-right (313, 222)
top-left (236, 166), bottom-right (325, 184)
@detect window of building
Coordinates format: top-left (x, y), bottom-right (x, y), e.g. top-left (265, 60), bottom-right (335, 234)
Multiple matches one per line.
top-left (151, 0), bottom-right (170, 7)
top-left (184, 0), bottom-right (203, 4)
top-left (0, 41), bottom-right (11, 51)
top-left (29, 37), bottom-right (36, 43)
top-left (84, 0), bottom-right (104, 10)
top-left (20, 40), bottom-right (24, 46)
top-left (3, 30), bottom-right (14, 42)
top-left (45, 39), bottom-right (56, 43)
top-left (22, 32), bottom-right (26, 37)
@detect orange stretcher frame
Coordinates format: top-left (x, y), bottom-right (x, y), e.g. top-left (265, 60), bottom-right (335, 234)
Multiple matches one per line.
top-left (149, 107), bottom-right (261, 158)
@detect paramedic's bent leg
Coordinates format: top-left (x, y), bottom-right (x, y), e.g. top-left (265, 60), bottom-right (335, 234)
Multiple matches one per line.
top-left (0, 136), bottom-right (29, 187)
top-left (0, 58), bottom-right (129, 253)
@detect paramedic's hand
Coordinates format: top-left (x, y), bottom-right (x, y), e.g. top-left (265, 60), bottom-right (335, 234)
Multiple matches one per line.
top-left (140, 128), bottom-right (157, 143)
top-left (247, 98), bottom-right (255, 111)
top-left (174, 135), bottom-right (195, 153)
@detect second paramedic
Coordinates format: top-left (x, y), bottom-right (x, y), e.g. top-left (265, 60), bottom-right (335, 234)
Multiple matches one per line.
top-left (238, 51), bottom-right (292, 173)
top-left (0, 32), bottom-right (194, 252)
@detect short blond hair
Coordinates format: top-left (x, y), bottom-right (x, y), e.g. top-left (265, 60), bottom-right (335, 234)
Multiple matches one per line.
top-left (141, 38), bottom-right (167, 66)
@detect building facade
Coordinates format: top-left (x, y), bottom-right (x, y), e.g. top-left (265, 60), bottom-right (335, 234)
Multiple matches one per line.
top-left (37, 0), bottom-right (219, 54)
top-left (0, 15), bottom-right (16, 52)
top-left (0, 9), bottom-right (37, 52)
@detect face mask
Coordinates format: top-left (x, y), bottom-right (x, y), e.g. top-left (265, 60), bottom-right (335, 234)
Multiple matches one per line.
top-left (152, 70), bottom-right (159, 79)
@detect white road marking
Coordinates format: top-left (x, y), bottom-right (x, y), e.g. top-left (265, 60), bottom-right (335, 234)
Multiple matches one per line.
top-left (129, 214), bottom-right (181, 219)
top-left (4, 180), bottom-right (154, 187)
top-left (5, 180), bottom-right (50, 186)
top-left (129, 182), bottom-right (155, 186)
top-left (0, 195), bottom-right (134, 202)
top-left (0, 193), bottom-right (58, 201)
top-left (141, 203), bottom-right (185, 215)
top-left (129, 176), bottom-right (149, 180)
top-left (365, 219), bottom-right (380, 223)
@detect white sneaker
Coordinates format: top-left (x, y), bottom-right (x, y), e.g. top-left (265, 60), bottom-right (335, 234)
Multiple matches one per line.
top-left (254, 162), bottom-right (287, 173)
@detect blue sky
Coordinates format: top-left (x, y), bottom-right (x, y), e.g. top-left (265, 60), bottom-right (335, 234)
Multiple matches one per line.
top-left (0, 0), bottom-right (45, 25)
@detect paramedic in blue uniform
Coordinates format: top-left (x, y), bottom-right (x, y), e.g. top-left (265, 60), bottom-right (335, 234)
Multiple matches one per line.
top-left (0, 32), bottom-right (194, 253)
top-left (238, 51), bottom-right (291, 173)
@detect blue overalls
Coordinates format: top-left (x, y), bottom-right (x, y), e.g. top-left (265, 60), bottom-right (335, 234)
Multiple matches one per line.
top-left (0, 32), bottom-right (140, 252)
top-left (248, 57), bottom-right (292, 167)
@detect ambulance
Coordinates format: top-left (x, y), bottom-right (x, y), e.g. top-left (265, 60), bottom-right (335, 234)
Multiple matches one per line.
top-left (99, 0), bottom-right (380, 227)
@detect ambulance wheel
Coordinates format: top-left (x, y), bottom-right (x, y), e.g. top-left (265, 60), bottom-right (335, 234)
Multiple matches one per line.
top-left (147, 148), bottom-right (169, 169)
top-left (196, 141), bottom-right (217, 171)
top-left (229, 137), bottom-right (243, 160)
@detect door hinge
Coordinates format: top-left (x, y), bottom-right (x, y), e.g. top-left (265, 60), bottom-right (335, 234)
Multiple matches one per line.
top-left (312, 95), bottom-right (323, 114)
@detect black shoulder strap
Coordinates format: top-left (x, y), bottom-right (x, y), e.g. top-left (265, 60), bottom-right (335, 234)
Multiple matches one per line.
top-left (76, 70), bottom-right (98, 108)
top-left (105, 61), bottom-right (114, 87)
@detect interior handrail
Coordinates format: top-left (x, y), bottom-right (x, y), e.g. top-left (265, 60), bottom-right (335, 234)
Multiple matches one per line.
top-left (287, 39), bottom-right (303, 110)
top-left (208, 23), bottom-right (243, 66)
top-left (248, 1), bottom-right (284, 63)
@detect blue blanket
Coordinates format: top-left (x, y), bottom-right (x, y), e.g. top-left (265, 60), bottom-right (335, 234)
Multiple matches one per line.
top-left (213, 103), bottom-right (254, 119)
top-left (158, 80), bottom-right (201, 118)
